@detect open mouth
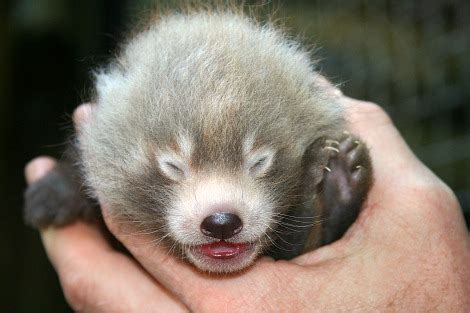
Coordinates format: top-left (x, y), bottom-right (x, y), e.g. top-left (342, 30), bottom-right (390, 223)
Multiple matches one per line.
top-left (187, 241), bottom-right (258, 272)
top-left (198, 241), bottom-right (251, 259)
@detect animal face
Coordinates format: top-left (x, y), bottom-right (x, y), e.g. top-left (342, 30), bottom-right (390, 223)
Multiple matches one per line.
top-left (153, 134), bottom-right (300, 272)
top-left (79, 104), bottom-right (308, 273)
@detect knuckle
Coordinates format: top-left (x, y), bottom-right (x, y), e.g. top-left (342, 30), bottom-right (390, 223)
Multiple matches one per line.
top-left (409, 180), bottom-right (457, 205)
top-left (402, 180), bottom-right (461, 222)
top-left (346, 100), bottom-right (393, 126)
top-left (359, 102), bottom-right (390, 120)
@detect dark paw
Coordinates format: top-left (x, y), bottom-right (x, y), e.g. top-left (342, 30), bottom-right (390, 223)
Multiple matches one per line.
top-left (323, 133), bottom-right (371, 206)
top-left (24, 165), bottom-right (95, 229)
top-left (320, 132), bottom-right (372, 244)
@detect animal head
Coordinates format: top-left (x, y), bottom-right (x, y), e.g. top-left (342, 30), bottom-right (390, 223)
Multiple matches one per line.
top-left (79, 11), bottom-right (341, 272)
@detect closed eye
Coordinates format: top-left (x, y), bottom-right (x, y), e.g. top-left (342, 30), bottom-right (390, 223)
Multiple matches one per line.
top-left (158, 154), bottom-right (187, 181)
top-left (247, 149), bottom-right (275, 177)
top-left (250, 156), bottom-right (267, 172)
top-left (165, 161), bottom-right (184, 174)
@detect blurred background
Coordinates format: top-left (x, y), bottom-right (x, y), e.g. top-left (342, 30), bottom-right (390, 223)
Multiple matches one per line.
top-left (1, 0), bottom-right (468, 311)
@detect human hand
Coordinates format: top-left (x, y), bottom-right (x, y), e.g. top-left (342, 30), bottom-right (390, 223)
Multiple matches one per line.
top-left (26, 99), bottom-right (469, 312)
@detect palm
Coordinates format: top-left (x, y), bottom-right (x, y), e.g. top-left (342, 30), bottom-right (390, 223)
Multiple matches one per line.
top-left (28, 100), bottom-right (468, 312)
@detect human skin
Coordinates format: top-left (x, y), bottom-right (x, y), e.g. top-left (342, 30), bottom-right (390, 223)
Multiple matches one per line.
top-left (25, 97), bottom-right (469, 312)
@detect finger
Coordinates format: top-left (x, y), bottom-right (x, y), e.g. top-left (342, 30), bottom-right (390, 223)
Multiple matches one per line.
top-left (314, 74), bottom-right (344, 97)
top-left (343, 99), bottom-right (414, 172)
top-left (25, 156), bottom-right (57, 184)
top-left (293, 99), bottom-right (437, 266)
top-left (73, 103), bottom-right (94, 131)
top-left (100, 205), bottom-right (207, 302)
top-left (25, 157), bottom-right (187, 312)
top-left (42, 222), bottom-right (187, 313)
top-left (341, 98), bottom-right (444, 189)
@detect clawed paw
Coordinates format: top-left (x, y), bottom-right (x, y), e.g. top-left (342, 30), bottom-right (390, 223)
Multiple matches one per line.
top-left (319, 132), bottom-right (372, 245)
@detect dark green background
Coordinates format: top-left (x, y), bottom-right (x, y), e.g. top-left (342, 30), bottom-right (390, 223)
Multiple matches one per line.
top-left (1, 1), bottom-right (469, 312)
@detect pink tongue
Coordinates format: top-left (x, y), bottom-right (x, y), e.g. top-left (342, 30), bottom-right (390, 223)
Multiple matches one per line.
top-left (200, 241), bottom-right (247, 259)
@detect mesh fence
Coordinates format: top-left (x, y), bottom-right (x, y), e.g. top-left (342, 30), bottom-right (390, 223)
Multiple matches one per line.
top-left (281, 0), bottom-right (470, 219)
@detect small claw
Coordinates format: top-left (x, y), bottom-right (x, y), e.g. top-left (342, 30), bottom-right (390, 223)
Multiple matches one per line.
top-left (325, 139), bottom-right (340, 146)
top-left (323, 146), bottom-right (340, 153)
top-left (324, 166), bottom-right (332, 172)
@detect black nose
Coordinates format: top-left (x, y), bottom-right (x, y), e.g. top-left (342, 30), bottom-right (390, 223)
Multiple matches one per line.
top-left (200, 212), bottom-right (243, 240)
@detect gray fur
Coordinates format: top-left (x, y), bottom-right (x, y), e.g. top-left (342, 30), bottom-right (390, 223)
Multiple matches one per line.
top-left (81, 12), bottom-right (342, 210)
top-left (66, 9), bottom-right (370, 272)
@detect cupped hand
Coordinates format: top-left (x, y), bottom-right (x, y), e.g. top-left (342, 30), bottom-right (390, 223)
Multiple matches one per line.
top-left (26, 98), bottom-right (469, 312)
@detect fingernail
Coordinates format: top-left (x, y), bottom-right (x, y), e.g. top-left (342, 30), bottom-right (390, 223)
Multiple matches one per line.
top-left (25, 157), bottom-right (57, 185)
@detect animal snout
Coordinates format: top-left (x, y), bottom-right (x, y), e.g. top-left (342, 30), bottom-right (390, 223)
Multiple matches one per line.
top-left (200, 212), bottom-right (243, 240)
